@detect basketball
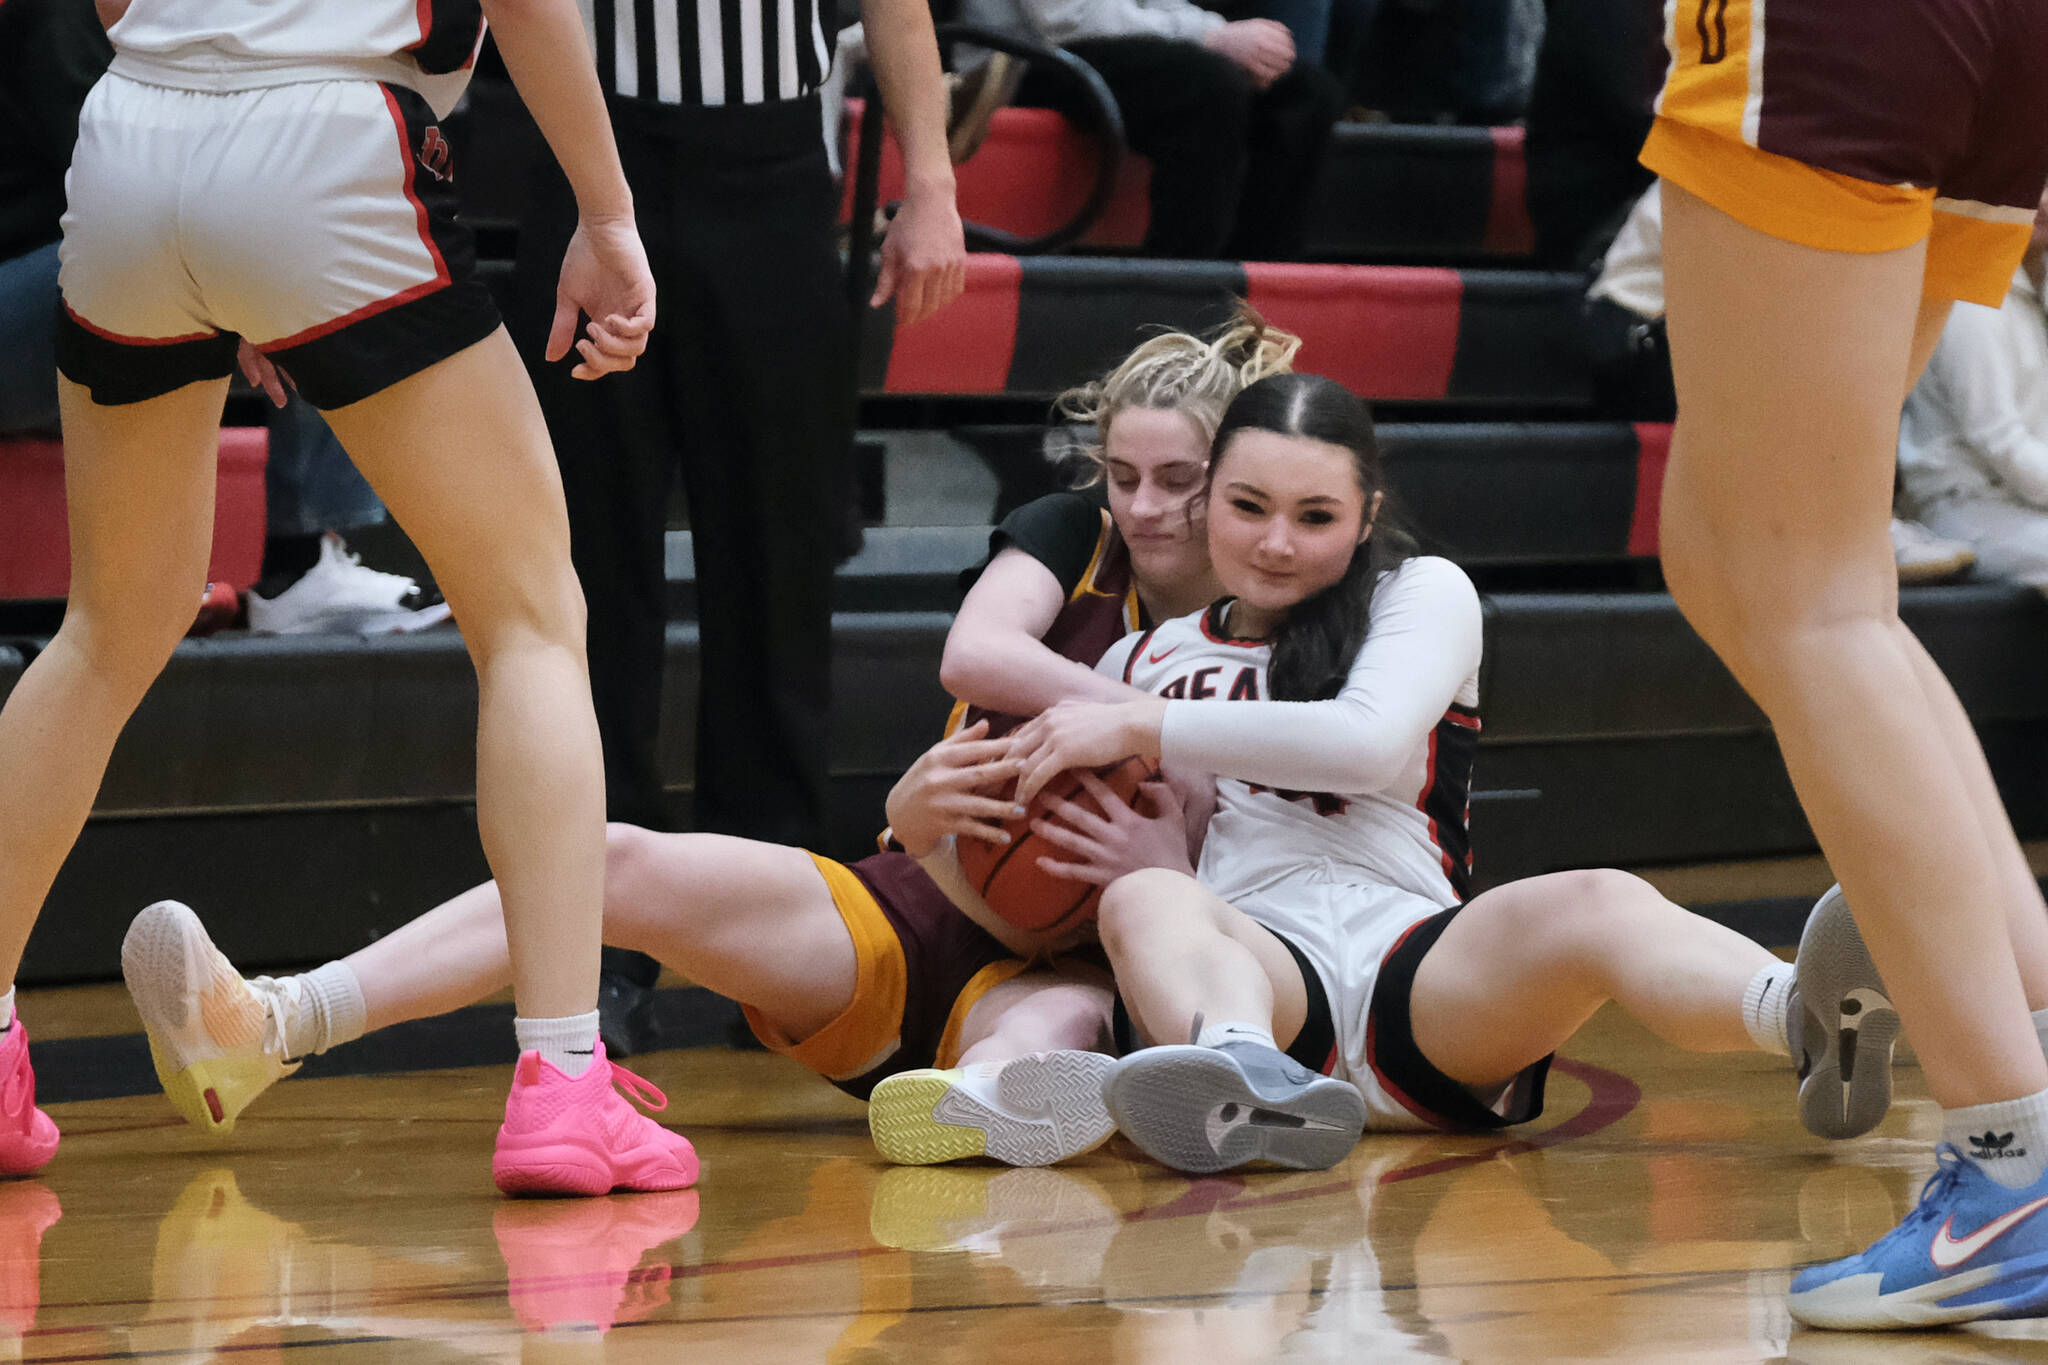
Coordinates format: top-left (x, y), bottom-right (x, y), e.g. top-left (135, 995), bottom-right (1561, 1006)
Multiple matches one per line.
top-left (954, 755), bottom-right (1161, 936)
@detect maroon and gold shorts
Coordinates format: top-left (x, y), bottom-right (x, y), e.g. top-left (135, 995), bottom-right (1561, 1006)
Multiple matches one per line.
top-left (1645, 0), bottom-right (2048, 306)
top-left (742, 851), bottom-right (1029, 1101)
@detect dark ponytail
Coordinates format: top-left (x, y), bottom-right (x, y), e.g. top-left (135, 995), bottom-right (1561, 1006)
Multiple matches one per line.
top-left (1210, 374), bottom-right (1417, 701)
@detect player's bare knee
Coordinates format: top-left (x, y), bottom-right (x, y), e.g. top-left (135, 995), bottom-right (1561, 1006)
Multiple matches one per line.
top-left (600, 823), bottom-right (667, 941)
top-left (1097, 869), bottom-right (1198, 955)
top-left (1543, 868), bottom-right (1668, 966)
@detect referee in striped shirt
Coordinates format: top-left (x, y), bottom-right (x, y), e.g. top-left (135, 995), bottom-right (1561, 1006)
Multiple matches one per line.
top-left (511, 0), bottom-right (966, 1052)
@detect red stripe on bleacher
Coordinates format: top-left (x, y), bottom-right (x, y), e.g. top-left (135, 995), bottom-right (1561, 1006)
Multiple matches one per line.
top-left (1244, 264), bottom-right (1462, 401)
top-left (882, 254), bottom-right (1022, 395)
top-left (1627, 422), bottom-right (1674, 556)
top-left (1483, 126), bottom-right (1535, 257)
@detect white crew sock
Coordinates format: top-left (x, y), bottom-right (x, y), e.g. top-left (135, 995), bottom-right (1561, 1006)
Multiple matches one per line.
top-left (1196, 1019), bottom-right (1277, 1052)
top-left (1944, 1087), bottom-right (2048, 1189)
top-left (0, 986), bottom-right (15, 1031)
top-left (1741, 961), bottom-right (1796, 1056)
top-left (278, 961), bottom-right (367, 1060)
top-left (515, 1011), bottom-right (602, 1078)
top-left (2031, 1008), bottom-right (2048, 1064)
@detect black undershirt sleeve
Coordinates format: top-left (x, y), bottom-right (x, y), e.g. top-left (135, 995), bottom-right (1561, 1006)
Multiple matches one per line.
top-left (961, 490), bottom-right (1109, 602)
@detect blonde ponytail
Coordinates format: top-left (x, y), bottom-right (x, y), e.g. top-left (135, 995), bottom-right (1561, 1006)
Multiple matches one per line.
top-left (1052, 304), bottom-right (1302, 484)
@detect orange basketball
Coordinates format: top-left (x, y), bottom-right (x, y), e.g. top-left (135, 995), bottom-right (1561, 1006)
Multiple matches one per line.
top-left (955, 755), bottom-right (1162, 936)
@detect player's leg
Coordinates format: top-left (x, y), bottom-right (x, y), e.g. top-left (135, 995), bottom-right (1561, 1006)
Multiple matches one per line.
top-left (1660, 185), bottom-right (2046, 1103)
top-left (123, 825), bottom-right (861, 1130)
top-left (0, 374), bottom-right (228, 1173)
top-left (1094, 869), bottom-right (1366, 1173)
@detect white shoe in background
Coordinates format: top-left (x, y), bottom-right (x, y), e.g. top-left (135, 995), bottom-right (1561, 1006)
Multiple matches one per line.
top-left (246, 532), bottom-right (451, 635)
top-left (1889, 517), bottom-right (1976, 585)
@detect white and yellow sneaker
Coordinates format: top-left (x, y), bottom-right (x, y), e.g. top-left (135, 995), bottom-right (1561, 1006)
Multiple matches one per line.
top-left (868, 1051), bottom-right (1115, 1166)
top-left (120, 901), bottom-right (298, 1136)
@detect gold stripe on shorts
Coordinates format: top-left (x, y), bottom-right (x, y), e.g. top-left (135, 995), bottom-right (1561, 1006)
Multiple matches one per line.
top-left (743, 853), bottom-right (909, 1082)
top-left (932, 958), bottom-right (1033, 1070)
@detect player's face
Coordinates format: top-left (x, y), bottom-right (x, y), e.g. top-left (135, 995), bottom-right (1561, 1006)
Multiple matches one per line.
top-left (1104, 406), bottom-right (1212, 588)
top-left (1206, 429), bottom-right (1372, 626)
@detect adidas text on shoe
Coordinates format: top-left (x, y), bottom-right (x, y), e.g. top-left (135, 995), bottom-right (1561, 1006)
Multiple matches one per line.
top-left (121, 901), bottom-right (299, 1136)
top-left (492, 1044), bottom-right (699, 1197)
top-left (1103, 1041), bottom-right (1365, 1174)
top-left (869, 1051), bottom-right (1116, 1166)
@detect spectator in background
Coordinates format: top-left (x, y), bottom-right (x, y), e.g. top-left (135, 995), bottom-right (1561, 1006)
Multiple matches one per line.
top-left (1521, 0), bottom-right (1661, 269)
top-left (1589, 183), bottom-right (1977, 585)
top-left (1, 0), bottom-right (446, 633)
top-left (0, 0), bottom-right (109, 438)
top-left (967, 0), bottom-right (1344, 259)
top-left (1898, 184), bottom-right (2048, 597)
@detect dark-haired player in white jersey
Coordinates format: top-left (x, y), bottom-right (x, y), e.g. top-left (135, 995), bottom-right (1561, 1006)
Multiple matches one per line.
top-left (1005, 371), bottom-right (1894, 1173)
top-left (0, 0), bottom-right (694, 1195)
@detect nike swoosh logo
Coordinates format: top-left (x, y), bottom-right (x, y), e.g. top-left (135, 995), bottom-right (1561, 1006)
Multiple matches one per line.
top-left (1148, 645), bottom-right (1179, 665)
top-left (1930, 1195), bottom-right (2048, 1269)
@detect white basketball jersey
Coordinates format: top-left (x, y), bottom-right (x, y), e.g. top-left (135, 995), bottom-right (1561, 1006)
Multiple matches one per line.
top-left (1097, 556), bottom-right (1482, 908)
top-left (107, 0), bottom-right (485, 116)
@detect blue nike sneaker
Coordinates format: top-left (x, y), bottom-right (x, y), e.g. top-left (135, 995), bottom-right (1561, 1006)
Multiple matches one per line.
top-left (1790, 1143), bottom-right (2048, 1329)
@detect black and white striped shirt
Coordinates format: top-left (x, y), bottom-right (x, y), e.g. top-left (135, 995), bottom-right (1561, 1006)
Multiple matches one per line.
top-left (580, 0), bottom-right (839, 106)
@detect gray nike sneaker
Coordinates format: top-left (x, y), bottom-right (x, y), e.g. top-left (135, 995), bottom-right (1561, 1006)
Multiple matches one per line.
top-left (1102, 1040), bottom-right (1366, 1174)
top-left (1792, 883), bottom-right (1899, 1140)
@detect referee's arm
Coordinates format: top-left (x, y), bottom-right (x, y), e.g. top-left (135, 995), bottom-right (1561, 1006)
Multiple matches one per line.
top-left (862, 0), bottom-right (967, 324)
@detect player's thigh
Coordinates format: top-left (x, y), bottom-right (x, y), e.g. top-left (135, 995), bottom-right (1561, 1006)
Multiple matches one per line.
top-left (602, 827), bottom-right (859, 1028)
top-left (955, 967), bottom-right (1114, 1056)
top-left (320, 329), bottom-right (579, 634)
top-left (53, 376), bottom-right (232, 655)
top-left (1659, 184), bottom-right (1924, 616)
top-left (1405, 873), bottom-right (1621, 1087)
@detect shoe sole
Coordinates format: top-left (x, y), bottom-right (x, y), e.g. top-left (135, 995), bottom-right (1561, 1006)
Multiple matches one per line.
top-left (1795, 885), bottom-right (1900, 1141)
top-left (1103, 1046), bottom-right (1366, 1174)
top-left (492, 1136), bottom-right (698, 1198)
top-left (869, 1052), bottom-right (1116, 1167)
top-left (122, 902), bottom-right (283, 1138)
top-left (1790, 1254), bottom-right (2048, 1330)
top-left (249, 603), bottom-right (452, 636)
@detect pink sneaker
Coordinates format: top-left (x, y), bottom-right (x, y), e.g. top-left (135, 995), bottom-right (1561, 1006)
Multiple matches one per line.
top-left (0, 1023), bottom-right (57, 1178)
top-left (492, 1044), bottom-right (699, 1197)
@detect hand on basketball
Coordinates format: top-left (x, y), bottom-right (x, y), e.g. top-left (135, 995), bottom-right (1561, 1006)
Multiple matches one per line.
top-left (550, 213), bottom-right (657, 380)
top-left (1031, 772), bottom-right (1194, 885)
top-left (872, 188), bottom-right (966, 327)
top-left (1011, 698), bottom-right (1168, 806)
top-left (885, 721), bottom-right (1029, 860)
top-left (237, 340), bottom-right (290, 407)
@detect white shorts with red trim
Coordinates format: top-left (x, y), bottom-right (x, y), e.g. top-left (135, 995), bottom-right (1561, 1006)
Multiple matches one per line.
top-left (1225, 864), bottom-right (1451, 1131)
top-left (56, 73), bottom-right (498, 409)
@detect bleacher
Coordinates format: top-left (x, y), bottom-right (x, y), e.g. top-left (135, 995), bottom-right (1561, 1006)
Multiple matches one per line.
top-left (5, 73), bottom-right (2046, 983)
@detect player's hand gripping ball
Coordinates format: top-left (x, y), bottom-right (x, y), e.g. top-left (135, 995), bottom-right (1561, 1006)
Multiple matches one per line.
top-left (954, 756), bottom-right (1159, 936)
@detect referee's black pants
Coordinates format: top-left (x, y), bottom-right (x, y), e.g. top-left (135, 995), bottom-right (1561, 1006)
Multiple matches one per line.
top-left (510, 95), bottom-right (850, 990)
top-left (1017, 38), bottom-right (1344, 260)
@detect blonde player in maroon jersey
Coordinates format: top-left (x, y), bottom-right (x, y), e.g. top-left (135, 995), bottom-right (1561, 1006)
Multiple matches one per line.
top-left (0, 0), bottom-right (693, 1194)
top-left (115, 318), bottom-right (1292, 1169)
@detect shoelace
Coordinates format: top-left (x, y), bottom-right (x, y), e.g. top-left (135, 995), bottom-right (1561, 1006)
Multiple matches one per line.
top-left (1894, 1144), bottom-right (1971, 1239)
top-left (331, 544), bottom-right (424, 598)
top-left (246, 976), bottom-right (300, 1062)
top-left (611, 1063), bottom-right (670, 1113)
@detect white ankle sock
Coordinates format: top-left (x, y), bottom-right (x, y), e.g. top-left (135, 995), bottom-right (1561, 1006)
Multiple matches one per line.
top-left (2031, 1007), bottom-right (2048, 1062)
top-left (515, 1011), bottom-right (602, 1077)
top-left (279, 962), bottom-right (367, 1059)
top-left (1944, 1087), bottom-right (2048, 1188)
top-left (0, 986), bottom-right (16, 1031)
top-left (1196, 1020), bottom-right (1277, 1051)
top-left (1741, 961), bottom-right (1796, 1056)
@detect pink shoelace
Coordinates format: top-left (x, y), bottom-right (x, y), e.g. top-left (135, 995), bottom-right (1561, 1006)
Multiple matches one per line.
top-left (609, 1063), bottom-right (669, 1113)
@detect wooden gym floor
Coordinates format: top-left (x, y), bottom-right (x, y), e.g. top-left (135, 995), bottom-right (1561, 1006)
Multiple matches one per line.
top-left (10, 974), bottom-right (2048, 1364)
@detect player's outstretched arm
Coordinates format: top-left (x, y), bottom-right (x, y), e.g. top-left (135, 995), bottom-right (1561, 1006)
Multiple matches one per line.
top-left (481, 0), bottom-right (655, 378)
